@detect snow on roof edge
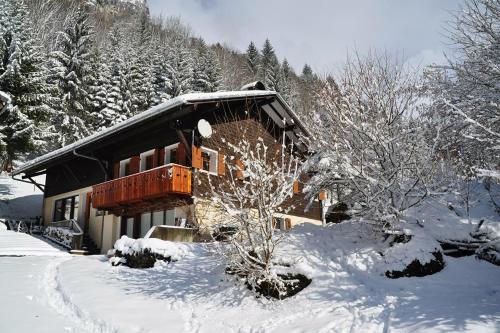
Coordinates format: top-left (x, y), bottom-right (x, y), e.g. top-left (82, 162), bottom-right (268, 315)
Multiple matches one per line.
top-left (12, 90), bottom-right (278, 176)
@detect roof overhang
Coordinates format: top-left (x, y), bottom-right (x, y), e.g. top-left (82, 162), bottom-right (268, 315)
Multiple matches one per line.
top-left (12, 90), bottom-right (309, 177)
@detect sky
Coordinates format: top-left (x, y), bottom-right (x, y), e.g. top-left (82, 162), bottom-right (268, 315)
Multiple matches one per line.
top-left (148, 0), bottom-right (462, 74)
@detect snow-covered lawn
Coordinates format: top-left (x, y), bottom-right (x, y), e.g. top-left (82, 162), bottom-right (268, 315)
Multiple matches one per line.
top-left (0, 174), bottom-right (499, 332)
top-left (0, 228), bottom-right (499, 333)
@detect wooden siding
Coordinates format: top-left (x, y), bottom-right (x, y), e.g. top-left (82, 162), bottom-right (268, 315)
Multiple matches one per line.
top-left (92, 164), bottom-right (191, 209)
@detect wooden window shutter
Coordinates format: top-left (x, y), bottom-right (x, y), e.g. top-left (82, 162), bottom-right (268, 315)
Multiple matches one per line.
top-left (153, 149), bottom-right (160, 168)
top-left (130, 155), bottom-right (140, 174)
top-left (113, 162), bottom-right (120, 179)
top-left (272, 218), bottom-right (277, 229)
top-left (158, 148), bottom-right (165, 166)
top-left (319, 189), bottom-right (327, 201)
top-left (285, 218), bottom-right (292, 230)
top-left (178, 143), bottom-right (186, 165)
top-left (217, 153), bottom-right (225, 176)
top-left (235, 159), bottom-right (245, 180)
top-left (191, 145), bottom-right (202, 169)
top-left (293, 181), bottom-right (300, 194)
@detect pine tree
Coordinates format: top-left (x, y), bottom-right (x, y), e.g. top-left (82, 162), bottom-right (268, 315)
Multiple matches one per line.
top-left (49, 6), bottom-right (94, 146)
top-left (165, 40), bottom-right (194, 97)
top-left (279, 58), bottom-right (296, 106)
top-left (150, 41), bottom-right (172, 105)
top-left (98, 26), bottom-right (131, 129)
top-left (0, 0), bottom-right (53, 161)
top-left (128, 12), bottom-right (154, 113)
top-left (0, 102), bottom-right (34, 171)
top-left (246, 41), bottom-right (260, 79)
top-left (193, 42), bottom-right (222, 92)
top-left (260, 39), bottom-right (280, 90)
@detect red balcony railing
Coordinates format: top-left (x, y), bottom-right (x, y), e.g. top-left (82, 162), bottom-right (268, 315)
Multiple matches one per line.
top-left (92, 164), bottom-right (191, 209)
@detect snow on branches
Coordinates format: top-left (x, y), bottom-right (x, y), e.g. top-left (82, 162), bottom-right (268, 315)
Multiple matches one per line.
top-left (306, 52), bottom-right (435, 229)
top-left (208, 133), bottom-right (300, 295)
top-left (424, 0), bottom-right (500, 179)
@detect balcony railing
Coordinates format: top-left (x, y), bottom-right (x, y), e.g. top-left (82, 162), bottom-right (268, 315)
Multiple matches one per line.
top-left (92, 164), bottom-right (192, 209)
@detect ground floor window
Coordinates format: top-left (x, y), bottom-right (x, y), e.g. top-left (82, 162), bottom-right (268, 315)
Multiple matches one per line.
top-left (120, 208), bottom-right (191, 239)
top-left (53, 195), bottom-right (79, 222)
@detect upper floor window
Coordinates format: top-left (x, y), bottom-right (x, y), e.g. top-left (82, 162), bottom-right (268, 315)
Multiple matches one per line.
top-left (119, 158), bottom-right (131, 177)
top-left (200, 147), bottom-right (218, 174)
top-left (140, 149), bottom-right (155, 172)
top-left (165, 143), bottom-right (179, 164)
top-left (53, 195), bottom-right (79, 222)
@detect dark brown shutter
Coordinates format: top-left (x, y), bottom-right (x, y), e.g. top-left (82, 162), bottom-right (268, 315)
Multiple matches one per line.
top-left (153, 149), bottom-right (160, 168)
top-left (235, 159), bottom-right (245, 180)
top-left (285, 218), bottom-right (292, 230)
top-left (158, 148), bottom-right (165, 166)
top-left (192, 145), bottom-right (202, 169)
top-left (130, 155), bottom-right (140, 174)
top-left (113, 162), bottom-right (120, 179)
top-left (178, 143), bottom-right (186, 165)
top-left (293, 181), bottom-right (299, 194)
top-left (218, 153), bottom-right (226, 176)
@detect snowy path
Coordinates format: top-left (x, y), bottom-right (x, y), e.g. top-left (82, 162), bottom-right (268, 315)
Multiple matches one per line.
top-left (0, 229), bottom-right (69, 256)
top-left (0, 256), bottom-right (91, 333)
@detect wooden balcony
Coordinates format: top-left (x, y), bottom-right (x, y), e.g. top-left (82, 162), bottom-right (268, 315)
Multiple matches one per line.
top-left (92, 164), bottom-right (192, 209)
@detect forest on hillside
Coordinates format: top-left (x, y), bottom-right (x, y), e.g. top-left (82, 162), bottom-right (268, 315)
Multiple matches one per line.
top-left (0, 0), bottom-right (498, 214)
top-left (0, 0), bottom-right (318, 171)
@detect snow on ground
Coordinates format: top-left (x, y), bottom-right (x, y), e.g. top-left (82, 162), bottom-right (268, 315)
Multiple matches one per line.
top-left (0, 173), bottom-right (498, 332)
top-left (0, 172), bottom-right (44, 219)
top-left (0, 223), bottom-right (498, 333)
top-left (0, 228), bottom-right (69, 256)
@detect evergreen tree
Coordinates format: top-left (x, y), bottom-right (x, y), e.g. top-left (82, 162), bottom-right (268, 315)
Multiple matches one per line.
top-left (150, 41), bottom-right (172, 105)
top-left (193, 42), bottom-right (222, 92)
top-left (49, 6), bottom-right (94, 145)
top-left (165, 40), bottom-right (194, 97)
top-left (98, 26), bottom-right (131, 129)
top-left (129, 12), bottom-right (154, 113)
top-left (301, 64), bottom-right (315, 82)
top-left (0, 0), bottom-right (53, 162)
top-left (0, 102), bottom-right (34, 171)
top-left (245, 41), bottom-right (260, 79)
top-left (279, 58), bottom-right (296, 107)
top-left (260, 39), bottom-right (280, 90)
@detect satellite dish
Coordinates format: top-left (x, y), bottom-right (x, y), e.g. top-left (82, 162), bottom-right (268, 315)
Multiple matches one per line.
top-left (197, 119), bottom-right (213, 138)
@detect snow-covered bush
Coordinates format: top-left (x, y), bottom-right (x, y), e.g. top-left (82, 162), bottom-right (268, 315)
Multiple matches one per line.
top-left (111, 236), bottom-right (190, 268)
top-left (382, 226), bottom-right (445, 278)
top-left (209, 136), bottom-right (304, 298)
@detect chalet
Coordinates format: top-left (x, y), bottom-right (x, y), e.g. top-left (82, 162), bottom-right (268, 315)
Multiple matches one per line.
top-left (11, 85), bottom-right (323, 253)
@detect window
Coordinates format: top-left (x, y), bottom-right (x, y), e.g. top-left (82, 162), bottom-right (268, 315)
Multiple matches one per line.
top-left (273, 217), bottom-right (284, 230)
top-left (140, 149), bottom-right (155, 172)
top-left (200, 147), bottom-right (218, 174)
top-left (164, 143), bottom-right (179, 164)
top-left (53, 195), bottom-right (79, 222)
top-left (119, 158), bottom-right (131, 177)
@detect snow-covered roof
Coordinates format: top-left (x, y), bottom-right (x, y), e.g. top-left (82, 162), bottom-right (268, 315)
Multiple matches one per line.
top-left (13, 90), bottom-right (307, 176)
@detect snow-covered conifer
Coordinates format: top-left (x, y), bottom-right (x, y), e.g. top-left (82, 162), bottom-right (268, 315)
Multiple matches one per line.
top-left (245, 41), bottom-right (260, 79)
top-left (260, 39), bottom-right (280, 90)
top-left (49, 6), bottom-right (94, 145)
